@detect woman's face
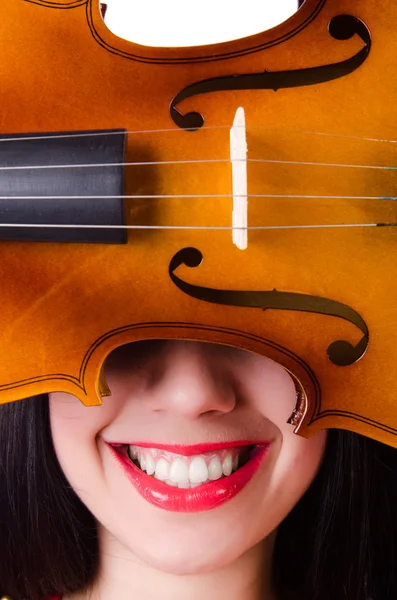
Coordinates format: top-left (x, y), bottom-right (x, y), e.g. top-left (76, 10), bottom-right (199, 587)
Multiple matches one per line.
top-left (49, 340), bottom-right (326, 575)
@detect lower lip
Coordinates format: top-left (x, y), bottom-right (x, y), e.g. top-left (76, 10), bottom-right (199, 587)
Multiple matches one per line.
top-left (107, 444), bottom-right (269, 512)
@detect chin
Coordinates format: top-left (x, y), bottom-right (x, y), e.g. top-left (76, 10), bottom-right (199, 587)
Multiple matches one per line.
top-left (132, 535), bottom-right (246, 576)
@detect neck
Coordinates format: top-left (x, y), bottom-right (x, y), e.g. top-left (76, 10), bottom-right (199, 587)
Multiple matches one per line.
top-left (66, 529), bottom-right (277, 600)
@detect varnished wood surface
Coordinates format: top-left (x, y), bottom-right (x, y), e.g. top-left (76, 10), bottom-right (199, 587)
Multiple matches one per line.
top-left (0, 0), bottom-right (396, 447)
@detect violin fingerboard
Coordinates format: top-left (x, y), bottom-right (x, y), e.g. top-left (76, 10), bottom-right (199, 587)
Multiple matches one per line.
top-left (0, 129), bottom-right (126, 244)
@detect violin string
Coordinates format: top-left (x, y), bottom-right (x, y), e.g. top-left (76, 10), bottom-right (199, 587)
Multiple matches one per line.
top-left (0, 194), bottom-right (395, 200)
top-left (0, 126), bottom-right (395, 144)
top-left (0, 158), bottom-right (395, 171)
top-left (0, 223), bottom-right (395, 230)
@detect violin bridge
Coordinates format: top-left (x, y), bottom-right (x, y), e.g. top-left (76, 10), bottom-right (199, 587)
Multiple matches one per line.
top-left (230, 106), bottom-right (248, 250)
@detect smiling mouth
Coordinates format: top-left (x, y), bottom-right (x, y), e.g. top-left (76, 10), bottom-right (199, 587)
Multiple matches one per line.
top-left (125, 444), bottom-right (255, 490)
top-left (107, 441), bottom-right (269, 512)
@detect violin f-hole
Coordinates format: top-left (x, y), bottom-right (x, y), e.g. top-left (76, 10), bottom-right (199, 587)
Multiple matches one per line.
top-left (170, 14), bottom-right (371, 130)
top-left (169, 247), bottom-right (369, 367)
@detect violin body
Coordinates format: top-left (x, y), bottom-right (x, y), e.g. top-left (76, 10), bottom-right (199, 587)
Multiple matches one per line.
top-left (1, 0), bottom-right (396, 446)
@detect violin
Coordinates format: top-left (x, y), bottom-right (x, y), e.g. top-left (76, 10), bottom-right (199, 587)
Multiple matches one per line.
top-left (0, 0), bottom-right (396, 447)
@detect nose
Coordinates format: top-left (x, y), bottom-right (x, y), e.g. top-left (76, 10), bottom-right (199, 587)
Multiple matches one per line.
top-left (146, 341), bottom-right (237, 418)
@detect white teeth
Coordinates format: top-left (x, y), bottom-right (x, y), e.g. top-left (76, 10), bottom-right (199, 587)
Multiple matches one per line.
top-left (169, 458), bottom-right (189, 485)
top-left (127, 445), bottom-right (251, 489)
top-left (189, 456), bottom-right (209, 483)
top-left (139, 454), bottom-right (146, 471)
top-left (178, 481), bottom-right (190, 489)
top-left (145, 453), bottom-right (156, 475)
top-left (208, 456), bottom-right (223, 480)
top-left (154, 457), bottom-right (169, 481)
top-left (222, 453), bottom-right (233, 476)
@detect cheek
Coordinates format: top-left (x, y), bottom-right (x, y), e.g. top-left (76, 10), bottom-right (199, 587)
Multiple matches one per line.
top-left (264, 429), bottom-right (327, 526)
top-left (48, 393), bottom-right (120, 492)
top-left (49, 392), bottom-right (123, 439)
top-left (241, 360), bottom-right (327, 535)
top-left (259, 366), bottom-right (327, 504)
top-left (283, 432), bottom-right (327, 487)
top-left (244, 357), bottom-right (300, 427)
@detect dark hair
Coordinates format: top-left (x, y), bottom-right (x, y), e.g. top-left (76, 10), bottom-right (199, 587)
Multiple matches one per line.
top-left (274, 427), bottom-right (397, 600)
top-left (0, 395), bottom-right (396, 600)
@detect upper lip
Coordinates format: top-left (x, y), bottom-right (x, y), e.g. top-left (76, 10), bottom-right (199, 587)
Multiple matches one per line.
top-left (105, 440), bottom-right (267, 456)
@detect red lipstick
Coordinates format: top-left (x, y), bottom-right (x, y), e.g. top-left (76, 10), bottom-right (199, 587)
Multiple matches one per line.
top-left (107, 442), bottom-right (269, 512)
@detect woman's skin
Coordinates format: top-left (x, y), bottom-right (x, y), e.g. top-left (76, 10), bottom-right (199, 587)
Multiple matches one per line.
top-left (49, 340), bottom-right (326, 600)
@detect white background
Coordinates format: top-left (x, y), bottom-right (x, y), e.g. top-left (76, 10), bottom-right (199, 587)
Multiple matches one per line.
top-left (102, 1), bottom-right (301, 47)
